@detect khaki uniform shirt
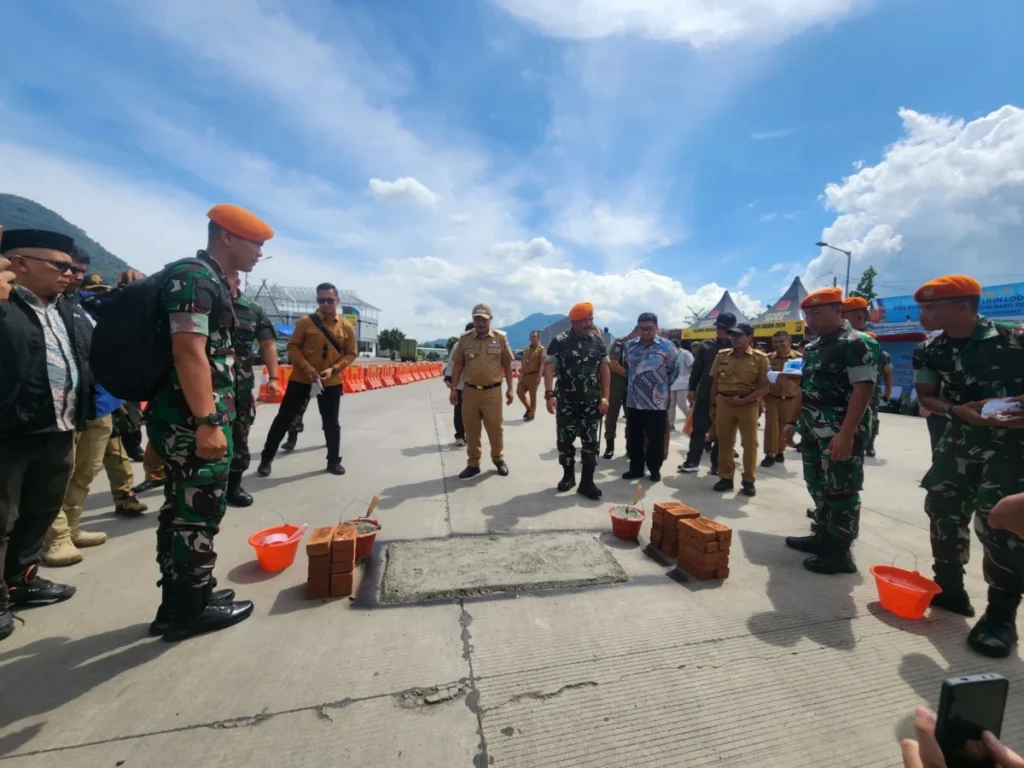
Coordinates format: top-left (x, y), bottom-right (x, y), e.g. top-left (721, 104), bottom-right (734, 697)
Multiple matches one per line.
top-left (452, 329), bottom-right (513, 387)
top-left (767, 349), bottom-right (802, 398)
top-left (519, 344), bottom-right (546, 376)
top-left (710, 347), bottom-right (769, 397)
top-left (288, 311), bottom-right (358, 387)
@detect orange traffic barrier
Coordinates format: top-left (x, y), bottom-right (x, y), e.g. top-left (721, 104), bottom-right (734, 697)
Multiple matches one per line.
top-left (259, 365), bottom-right (291, 403)
top-left (383, 365), bottom-right (396, 387)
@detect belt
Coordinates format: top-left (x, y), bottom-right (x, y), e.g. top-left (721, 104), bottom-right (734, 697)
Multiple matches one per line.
top-left (767, 393), bottom-right (795, 400)
top-left (466, 382), bottom-right (502, 391)
top-left (718, 392), bottom-right (754, 398)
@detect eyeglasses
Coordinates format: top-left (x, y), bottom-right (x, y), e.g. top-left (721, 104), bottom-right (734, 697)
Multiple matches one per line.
top-left (19, 254), bottom-right (75, 273)
top-left (317, 297), bottom-right (337, 305)
top-left (69, 265), bottom-right (86, 276)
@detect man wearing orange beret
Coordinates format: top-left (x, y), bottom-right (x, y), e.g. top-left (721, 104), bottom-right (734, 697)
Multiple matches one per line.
top-left (782, 287), bottom-right (877, 575)
top-left (911, 274), bottom-right (1024, 658)
top-left (842, 296), bottom-right (892, 457)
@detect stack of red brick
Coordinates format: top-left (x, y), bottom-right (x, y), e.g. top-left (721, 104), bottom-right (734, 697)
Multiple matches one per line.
top-left (650, 501), bottom-right (732, 581)
top-left (305, 524), bottom-right (357, 599)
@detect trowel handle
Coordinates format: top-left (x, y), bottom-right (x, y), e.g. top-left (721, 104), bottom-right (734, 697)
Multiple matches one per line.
top-left (366, 494), bottom-right (380, 519)
top-left (633, 484), bottom-right (643, 506)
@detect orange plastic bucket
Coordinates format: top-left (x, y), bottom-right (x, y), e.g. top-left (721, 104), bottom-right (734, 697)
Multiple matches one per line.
top-left (609, 506), bottom-right (646, 542)
top-left (344, 517), bottom-right (381, 560)
top-left (870, 564), bottom-right (942, 619)
top-left (248, 524), bottom-right (304, 572)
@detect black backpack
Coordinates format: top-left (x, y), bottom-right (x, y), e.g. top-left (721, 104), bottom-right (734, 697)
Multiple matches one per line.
top-left (90, 257), bottom-right (232, 401)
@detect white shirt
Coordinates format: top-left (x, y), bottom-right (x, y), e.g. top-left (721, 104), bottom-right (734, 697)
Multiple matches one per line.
top-left (671, 349), bottom-right (693, 391)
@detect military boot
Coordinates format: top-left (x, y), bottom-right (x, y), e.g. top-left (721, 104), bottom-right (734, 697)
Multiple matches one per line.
top-left (0, 593), bottom-right (18, 642)
top-left (42, 535), bottom-right (84, 567)
top-left (929, 562), bottom-right (975, 617)
top-left (967, 588), bottom-right (1020, 659)
top-left (282, 432), bottom-right (298, 452)
top-left (602, 438), bottom-right (614, 460)
top-left (149, 578), bottom-right (238, 636)
top-left (802, 537), bottom-right (857, 575)
top-left (785, 527), bottom-right (825, 554)
top-left (577, 465), bottom-right (601, 500)
top-left (226, 471), bottom-right (254, 508)
top-left (115, 494), bottom-right (148, 518)
top-left (557, 463), bottom-right (576, 492)
top-left (162, 582), bottom-right (254, 643)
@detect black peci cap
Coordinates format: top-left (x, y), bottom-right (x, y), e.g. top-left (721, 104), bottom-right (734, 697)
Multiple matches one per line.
top-left (714, 311), bottom-right (737, 329)
top-left (0, 229), bottom-right (76, 255)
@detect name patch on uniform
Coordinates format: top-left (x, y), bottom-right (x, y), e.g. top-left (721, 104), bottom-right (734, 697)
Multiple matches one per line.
top-left (488, 342), bottom-right (501, 349)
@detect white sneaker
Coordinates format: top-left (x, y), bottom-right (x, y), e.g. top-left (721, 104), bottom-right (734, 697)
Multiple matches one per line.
top-left (455, 438), bottom-right (466, 447)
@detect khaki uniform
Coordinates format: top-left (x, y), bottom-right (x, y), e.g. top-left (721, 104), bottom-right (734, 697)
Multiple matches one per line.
top-left (711, 347), bottom-right (769, 484)
top-left (451, 329), bottom-right (513, 467)
top-left (103, 435), bottom-right (135, 501)
top-left (516, 344), bottom-right (545, 417)
top-left (48, 415), bottom-right (113, 544)
top-left (764, 349), bottom-right (802, 456)
top-left (143, 440), bottom-right (166, 483)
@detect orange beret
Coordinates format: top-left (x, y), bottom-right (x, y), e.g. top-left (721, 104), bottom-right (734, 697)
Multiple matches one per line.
top-left (913, 275), bottom-right (982, 303)
top-left (800, 287), bottom-right (843, 310)
top-left (842, 296), bottom-right (868, 312)
top-left (207, 204), bottom-right (274, 242)
top-left (569, 302), bottom-right (594, 322)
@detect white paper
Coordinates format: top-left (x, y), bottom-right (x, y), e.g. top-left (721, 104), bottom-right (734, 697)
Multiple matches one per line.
top-left (767, 370), bottom-right (780, 384)
top-left (311, 377), bottom-right (325, 398)
top-left (981, 398), bottom-right (1023, 418)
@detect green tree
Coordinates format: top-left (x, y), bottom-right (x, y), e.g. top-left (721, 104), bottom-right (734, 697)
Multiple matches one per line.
top-left (378, 327), bottom-right (406, 352)
top-left (849, 266), bottom-right (878, 302)
top-left (426, 351), bottom-right (441, 361)
top-left (446, 335), bottom-right (460, 353)
top-left (684, 306), bottom-right (711, 326)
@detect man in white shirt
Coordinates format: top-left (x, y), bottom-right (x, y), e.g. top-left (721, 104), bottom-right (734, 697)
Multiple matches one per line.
top-left (668, 339), bottom-right (694, 430)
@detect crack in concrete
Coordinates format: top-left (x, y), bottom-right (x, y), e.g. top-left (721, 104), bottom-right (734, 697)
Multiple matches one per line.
top-left (427, 384), bottom-right (453, 536)
top-left (458, 600), bottom-right (492, 768)
top-left (396, 680), bottom-right (470, 709)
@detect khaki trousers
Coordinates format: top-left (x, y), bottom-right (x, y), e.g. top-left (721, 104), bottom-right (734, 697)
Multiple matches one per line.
top-left (715, 395), bottom-right (760, 484)
top-left (49, 415), bottom-right (113, 543)
top-left (143, 441), bottom-right (166, 482)
top-left (103, 435), bottom-right (135, 501)
top-left (462, 386), bottom-right (504, 467)
top-left (516, 373), bottom-right (541, 417)
top-left (763, 394), bottom-right (797, 456)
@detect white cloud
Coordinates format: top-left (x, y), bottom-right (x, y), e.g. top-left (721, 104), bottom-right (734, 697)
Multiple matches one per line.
top-left (807, 105), bottom-right (1024, 293)
top-left (759, 212), bottom-right (777, 222)
top-left (737, 266), bottom-right (758, 289)
top-left (494, 0), bottom-right (870, 47)
top-left (488, 237), bottom-right (556, 261)
top-left (553, 195), bottom-right (676, 256)
top-left (751, 129), bottom-right (793, 140)
top-left (369, 177), bottom-right (439, 207)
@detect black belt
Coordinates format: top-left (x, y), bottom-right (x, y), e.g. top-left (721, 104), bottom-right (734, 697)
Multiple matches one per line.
top-left (718, 392), bottom-right (754, 398)
top-left (767, 393), bottom-right (795, 400)
top-left (466, 382), bottom-right (502, 391)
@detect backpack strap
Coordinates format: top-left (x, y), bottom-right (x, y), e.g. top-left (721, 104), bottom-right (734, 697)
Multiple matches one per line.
top-left (308, 313), bottom-right (344, 356)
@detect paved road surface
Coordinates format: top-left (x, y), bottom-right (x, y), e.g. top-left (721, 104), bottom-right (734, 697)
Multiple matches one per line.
top-left (2, 380), bottom-right (1021, 767)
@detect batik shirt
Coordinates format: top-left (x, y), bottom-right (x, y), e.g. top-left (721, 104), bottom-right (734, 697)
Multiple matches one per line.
top-left (623, 336), bottom-right (681, 410)
top-left (17, 285), bottom-right (78, 431)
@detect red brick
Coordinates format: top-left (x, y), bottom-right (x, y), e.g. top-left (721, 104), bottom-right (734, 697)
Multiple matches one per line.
top-left (661, 526), bottom-right (679, 557)
top-left (306, 579), bottom-right (330, 600)
top-left (650, 526), bottom-right (663, 547)
top-left (665, 506), bottom-right (700, 523)
top-left (715, 567), bottom-right (730, 579)
top-left (699, 518), bottom-right (733, 542)
top-left (308, 554), bottom-right (330, 580)
top-left (330, 572), bottom-right (354, 598)
top-left (678, 518), bottom-right (716, 543)
top-left (653, 501), bottom-right (683, 516)
top-left (305, 527), bottom-right (335, 556)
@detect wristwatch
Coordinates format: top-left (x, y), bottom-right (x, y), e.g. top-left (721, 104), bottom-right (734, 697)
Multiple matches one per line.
top-left (195, 412), bottom-right (226, 426)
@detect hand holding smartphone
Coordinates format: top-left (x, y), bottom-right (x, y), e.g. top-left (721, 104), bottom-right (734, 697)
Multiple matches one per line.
top-left (935, 674), bottom-right (1009, 767)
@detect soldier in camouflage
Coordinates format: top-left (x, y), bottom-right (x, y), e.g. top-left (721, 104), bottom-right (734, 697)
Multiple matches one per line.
top-left (543, 302), bottom-right (610, 500)
top-left (145, 204), bottom-right (272, 642)
top-left (226, 275), bottom-right (280, 507)
top-left (912, 274), bottom-right (1024, 658)
top-left (783, 287), bottom-right (876, 575)
top-left (843, 297), bottom-right (893, 457)
top-left (603, 328), bottom-right (637, 459)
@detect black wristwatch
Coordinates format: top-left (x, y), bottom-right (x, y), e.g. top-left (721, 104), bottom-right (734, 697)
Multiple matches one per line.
top-left (195, 412), bottom-right (226, 426)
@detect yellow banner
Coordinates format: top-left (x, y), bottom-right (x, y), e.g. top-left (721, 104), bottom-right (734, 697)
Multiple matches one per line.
top-left (753, 319), bottom-right (804, 337)
top-left (343, 313), bottom-right (358, 326)
top-left (681, 325), bottom-right (718, 340)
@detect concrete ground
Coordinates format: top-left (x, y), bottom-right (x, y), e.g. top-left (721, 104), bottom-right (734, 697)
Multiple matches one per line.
top-left (2, 381), bottom-right (1022, 767)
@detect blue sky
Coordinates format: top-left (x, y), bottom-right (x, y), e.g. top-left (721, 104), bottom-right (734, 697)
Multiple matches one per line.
top-left (2, 0), bottom-right (1023, 337)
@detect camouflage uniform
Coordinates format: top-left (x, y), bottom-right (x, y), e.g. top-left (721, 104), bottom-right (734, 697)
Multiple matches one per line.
top-left (146, 251), bottom-right (236, 589)
top-left (548, 330), bottom-right (609, 468)
top-left (230, 294), bottom-right (275, 474)
top-left (798, 321), bottom-right (877, 545)
top-left (913, 316), bottom-right (1024, 597)
top-left (865, 346), bottom-right (892, 453)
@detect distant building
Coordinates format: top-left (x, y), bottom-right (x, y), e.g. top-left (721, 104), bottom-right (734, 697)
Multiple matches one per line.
top-left (246, 282), bottom-right (380, 356)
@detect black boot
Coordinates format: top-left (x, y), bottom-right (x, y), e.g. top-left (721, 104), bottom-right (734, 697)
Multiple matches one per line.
top-left (150, 579), bottom-right (238, 636)
top-left (326, 460), bottom-right (346, 476)
top-left (0, 594), bottom-right (16, 642)
top-left (257, 456), bottom-right (273, 477)
top-left (967, 588), bottom-right (1020, 658)
top-left (785, 528), bottom-right (825, 554)
top-left (282, 432), bottom-right (298, 452)
top-left (803, 537), bottom-right (857, 575)
top-left (602, 439), bottom-right (614, 460)
top-left (577, 465), bottom-right (601, 499)
top-left (226, 471), bottom-right (254, 508)
top-left (162, 582), bottom-right (254, 643)
top-left (557, 463), bottom-right (576, 492)
top-left (929, 563), bottom-right (975, 617)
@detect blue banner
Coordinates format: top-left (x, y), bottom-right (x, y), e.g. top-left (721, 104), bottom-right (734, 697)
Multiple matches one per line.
top-left (872, 281), bottom-right (1024, 325)
top-left (879, 341), bottom-right (919, 396)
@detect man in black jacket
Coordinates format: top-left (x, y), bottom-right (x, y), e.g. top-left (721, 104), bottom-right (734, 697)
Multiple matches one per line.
top-left (0, 230), bottom-right (85, 642)
top-left (679, 312), bottom-right (736, 474)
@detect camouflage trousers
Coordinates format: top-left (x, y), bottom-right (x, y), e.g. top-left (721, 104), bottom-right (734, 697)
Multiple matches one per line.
top-left (289, 390), bottom-right (311, 435)
top-left (803, 433), bottom-right (864, 543)
top-left (557, 398), bottom-right (601, 468)
top-left (922, 431), bottom-right (1024, 595)
top-left (865, 402), bottom-right (880, 451)
top-left (147, 419), bottom-right (232, 588)
top-left (231, 397), bottom-right (256, 475)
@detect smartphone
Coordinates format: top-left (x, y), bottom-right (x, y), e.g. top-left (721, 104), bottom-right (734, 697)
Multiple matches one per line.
top-left (936, 673), bottom-right (1009, 767)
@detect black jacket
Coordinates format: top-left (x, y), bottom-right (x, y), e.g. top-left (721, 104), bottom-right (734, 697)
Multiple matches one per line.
top-left (0, 290), bottom-right (93, 437)
top-left (688, 337), bottom-right (732, 398)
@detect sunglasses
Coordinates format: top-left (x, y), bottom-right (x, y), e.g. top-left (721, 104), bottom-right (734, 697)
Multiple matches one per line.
top-left (317, 297), bottom-right (337, 305)
top-left (19, 254), bottom-right (75, 273)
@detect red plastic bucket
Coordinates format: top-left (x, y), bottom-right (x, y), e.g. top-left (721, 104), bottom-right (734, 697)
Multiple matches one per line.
top-left (609, 506), bottom-right (646, 542)
top-left (344, 518), bottom-right (381, 560)
top-left (870, 565), bottom-right (942, 619)
top-left (248, 524), bottom-right (303, 572)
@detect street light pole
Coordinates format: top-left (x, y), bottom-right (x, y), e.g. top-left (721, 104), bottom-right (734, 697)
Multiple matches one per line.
top-left (816, 241), bottom-right (853, 295)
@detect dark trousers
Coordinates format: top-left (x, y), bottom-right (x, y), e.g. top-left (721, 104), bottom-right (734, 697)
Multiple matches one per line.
top-left (263, 381), bottom-right (342, 463)
top-left (120, 428), bottom-right (143, 456)
top-left (684, 395), bottom-right (719, 467)
top-left (0, 432), bottom-right (75, 591)
top-left (605, 379), bottom-right (627, 441)
top-left (927, 414), bottom-right (948, 454)
top-left (626, 407), bottom-right (668, 474)
top-left (454, 389), bottom-right (465, 440)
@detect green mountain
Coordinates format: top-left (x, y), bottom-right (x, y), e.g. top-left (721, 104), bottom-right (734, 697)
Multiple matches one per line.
top-left (500, 312), bottom-right (566, 349)
top-left (0, 194), bottom-right (131, 281)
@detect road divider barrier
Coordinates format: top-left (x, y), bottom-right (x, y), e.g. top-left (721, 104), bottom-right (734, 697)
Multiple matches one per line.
top-left (258, 362), bottom-right (443, 402)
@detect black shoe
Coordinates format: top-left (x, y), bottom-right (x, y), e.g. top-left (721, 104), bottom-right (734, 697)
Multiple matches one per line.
top-left (459, 466), bottom-right (481, 480)
top-left (679, 462), bottom-right (699, 474)
top-left (7, 567), bottom-right (76, 606)
top-left (557, 464), bottom-right (577, 492)
top-left (602, 440), bottom-right (614, 460)
top-left (708, 465), bottom-right (719, 476)
top-left (577, 466), bottom-right (601, 500)
top-left (796, 443), bottom-right (803, 453)
top-left (806, 507), bottom-right (817, 519)
top-left (494, 460), bottom-right (510, 476)
top-left (865, 447), bottom-right (876, 458)
top-left (523, 410), bottom-right (530, 420)
top-left (774, 453), bottom-right (784, 462)
top-left (149, 580), bottom-right (237, 636)
top-left (132, 479), bottom-right (165, 494)
top-left (326, 461), bottom-right (346, 476)
top-left (713, 478), bottom-right (734, 493)
top-left (967, 590), bottom-right (1020, 658)
top-left (931, 564), bottom-right (976, 617)
top-left (648, 471), bottom-right (661, 483)
top-left (282, 432), bottom-right (298, 452)
top-left (0, 598), bottom-right (18, 642)
top-left (127, 448), bottom-right (146, 462)
top-left (741, 481), bottom-right (756, 497)
top-left (257, 458), bottom-right (273, 477)
top-left (802, 540), bottom-right (857, 575)
top-left (226, 472), bottom-right (254, 508)
top-left (785, 531), bottom-right (824, 554)
top-left (622, 470), bottom-right (645, 480)
top-left (760, 456), bottom-right (775, 468)
top-left (162, 584), bottom-right (254, 643)
top-left (704, 444), bottom-right (713, 454)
